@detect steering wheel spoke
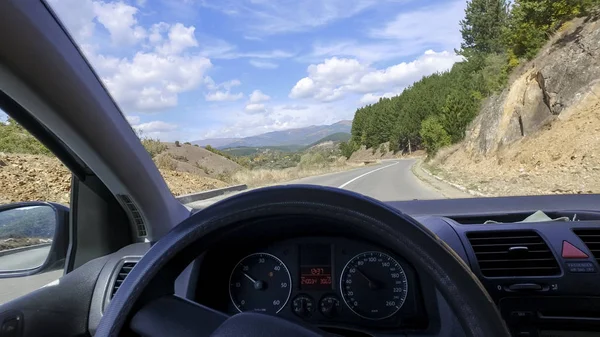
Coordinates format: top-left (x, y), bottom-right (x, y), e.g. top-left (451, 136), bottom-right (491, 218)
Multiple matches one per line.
top-left (130, 295), bottom-right (229, 337)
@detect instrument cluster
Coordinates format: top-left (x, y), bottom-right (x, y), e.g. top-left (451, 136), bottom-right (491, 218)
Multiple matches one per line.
top-left (195, 237), bottom-right (428, 332)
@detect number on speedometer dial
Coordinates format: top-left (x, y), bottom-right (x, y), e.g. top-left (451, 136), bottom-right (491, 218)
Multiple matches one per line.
top-left (340, 251), bottom-right (408, 320)
top-left (229, 253), bottom-right (292, 314)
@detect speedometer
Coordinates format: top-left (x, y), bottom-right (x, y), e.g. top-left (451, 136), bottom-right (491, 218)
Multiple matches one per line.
top-left (340, 251), bottom-right (408, 320)
top-left (229, 253), bottom-right (292, 314)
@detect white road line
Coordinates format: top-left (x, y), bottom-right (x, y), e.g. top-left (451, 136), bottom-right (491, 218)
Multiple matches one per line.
top-left (338, 161), bottom-right (400, 189)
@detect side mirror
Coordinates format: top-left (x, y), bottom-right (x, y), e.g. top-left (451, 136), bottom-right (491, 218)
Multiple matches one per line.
top-left (0, 202), bottom-right (69, 278)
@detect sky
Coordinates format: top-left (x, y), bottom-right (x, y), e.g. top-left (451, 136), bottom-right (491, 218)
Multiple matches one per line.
top-left (36, 0), bottom-right (467, 141)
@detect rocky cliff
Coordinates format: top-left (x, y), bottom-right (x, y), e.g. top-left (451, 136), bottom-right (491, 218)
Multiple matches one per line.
top-left (465, 16), bottom-right (600, 156)
top-left (430, 15), bottom-right (600, 196)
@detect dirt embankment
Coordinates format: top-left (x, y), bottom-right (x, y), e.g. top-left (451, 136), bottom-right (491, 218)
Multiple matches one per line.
top-left (0, 152), bottom-right (228, 204)
top-left (154, 143), bottom-right (242, 178)
top-left (430, 17), bottom-right (600, 197)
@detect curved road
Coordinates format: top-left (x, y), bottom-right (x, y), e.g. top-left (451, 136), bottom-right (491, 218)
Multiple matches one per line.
top-left (189, 159), bottom-right (445, 210)
top-left (288, 159), bottom-right (443, 201)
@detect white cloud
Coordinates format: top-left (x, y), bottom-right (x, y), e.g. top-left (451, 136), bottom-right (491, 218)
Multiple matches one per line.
top-left (204, 77), bottom-right (243, 101)
top-left (301, 0), bottom-right (466, 63)
top-left (91, 51), bottom-right (212, 111)
top-left (245, 103), bottom-right (267, 114)
top-left (50, 1), bottom-right (213, 112)
top-left (281, 105), bottom-right (309, 111)
top-left (290, 57), bottom-right (368, 101)
top-left (369, 0), bottom-right (465, 52)
top-left (249, 90), bottom-right (270, 103)
top-left (155, 23), bottom-right (199, 55)
top-left (249, 59), bottom-right (279, 69)
top-left (135, 121), bottom-right (177, 133)
top-left (93, 1), bottom-right (147, 46)
top-left (202, 0), bottom-right (398, 35)
top-left (359, 92), bottom-right (396, 105)
top-left (290, 50), bottom-right (462, 102)
top-left (205, 91), bottom-right (244, 102)
top-left (126, 115), bottom-right (141, 125)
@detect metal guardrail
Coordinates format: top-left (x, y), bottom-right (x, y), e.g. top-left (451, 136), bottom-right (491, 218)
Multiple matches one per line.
top-left (175, 184), bottom-right (248, 204)
top-left (0, 242), bottom-right (52, 257)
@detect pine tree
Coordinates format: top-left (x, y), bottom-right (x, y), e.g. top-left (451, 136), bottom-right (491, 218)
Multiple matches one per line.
top-left (459, 0), bottom-right (509, 55)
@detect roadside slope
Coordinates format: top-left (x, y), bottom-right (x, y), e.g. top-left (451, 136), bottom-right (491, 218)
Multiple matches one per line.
top-left (430, 16), bottom-right (600, 196)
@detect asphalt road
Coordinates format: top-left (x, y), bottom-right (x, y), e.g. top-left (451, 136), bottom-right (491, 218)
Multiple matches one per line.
top-left (188, 159), bottom-right (443, 209)
top-left (288, 159), bottom-right (443, 201)
top-left (0, 246), bottom-right (50, 271)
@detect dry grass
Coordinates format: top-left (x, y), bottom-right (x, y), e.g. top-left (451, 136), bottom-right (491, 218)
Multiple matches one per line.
top-left (230, 160), bottom-right (365, 187)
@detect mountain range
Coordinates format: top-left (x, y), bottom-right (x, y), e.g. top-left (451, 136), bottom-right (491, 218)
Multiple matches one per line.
top-left (193, 120), bottom-right (352, 149)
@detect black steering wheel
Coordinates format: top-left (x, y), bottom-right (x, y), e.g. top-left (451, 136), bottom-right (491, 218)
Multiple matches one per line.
top-left (95, 185), bottom-right (509, 337)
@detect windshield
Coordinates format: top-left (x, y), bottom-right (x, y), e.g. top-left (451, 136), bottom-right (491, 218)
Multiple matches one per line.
top-left (4, 0), bottom-right (599, 205)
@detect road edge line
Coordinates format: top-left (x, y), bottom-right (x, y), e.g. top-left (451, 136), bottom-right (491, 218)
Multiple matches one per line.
top-left (338, 161), bottom-right (399, 189)
top-left (412, 159), bottom-right (486, 197)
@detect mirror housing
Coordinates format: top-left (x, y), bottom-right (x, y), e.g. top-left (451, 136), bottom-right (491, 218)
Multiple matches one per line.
top-left (0, 202), bottom-right (69, 278)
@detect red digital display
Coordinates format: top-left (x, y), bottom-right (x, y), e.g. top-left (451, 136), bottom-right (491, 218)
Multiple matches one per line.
top-left (300, 266), bottom-right (332, 290)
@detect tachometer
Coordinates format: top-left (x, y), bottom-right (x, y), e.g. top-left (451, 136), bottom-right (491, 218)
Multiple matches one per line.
top-left (340, 251), bottom-right (408, 320)
top-left (229, 253), bottom-right (292, 314)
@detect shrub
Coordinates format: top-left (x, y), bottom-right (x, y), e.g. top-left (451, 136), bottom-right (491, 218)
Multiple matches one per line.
top-left (298, 152), bottom-right (327, 170)
top-left (184, 142), bottom-right (191, 145)
top-left (420, 116), bottom-right (451, 156)
top-left (175, 141), bottom-right (181, 147)
top-left (154, 154), bottom-right (177, 170)
top-left (0, 118), bottom-right (52, 155)
top-left (339, 141), bottom-right (359, 158)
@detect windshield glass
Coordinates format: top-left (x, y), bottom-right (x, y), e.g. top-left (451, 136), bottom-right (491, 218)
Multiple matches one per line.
top-left (9, 0), bottom-right (599, 205)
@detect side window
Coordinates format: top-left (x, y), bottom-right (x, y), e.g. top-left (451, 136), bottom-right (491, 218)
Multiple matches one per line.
top-left (0, 114), bottom-right (70, 304)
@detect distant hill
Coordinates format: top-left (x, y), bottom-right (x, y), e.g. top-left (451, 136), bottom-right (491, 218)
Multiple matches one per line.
top-left (221, 145), bottom-right (304, 157)
top-left (193, 120), bottom-right (352, 149)
top-left (306, 132), bottom-right (351, 148)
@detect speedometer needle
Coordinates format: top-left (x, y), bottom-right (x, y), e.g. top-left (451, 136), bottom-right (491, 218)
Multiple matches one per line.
top-left (356, 269), bottom-right (382, 290)
top-left (243, 272), bottom-right (265, 290)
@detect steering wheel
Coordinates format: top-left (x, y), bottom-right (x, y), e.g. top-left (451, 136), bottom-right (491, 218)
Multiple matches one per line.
top-left (95, 185), bottom-right (509, 337)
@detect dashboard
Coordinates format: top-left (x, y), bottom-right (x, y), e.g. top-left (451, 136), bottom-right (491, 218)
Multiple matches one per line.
top-left (194, 237), bottom-right (429, 334)
top-left (87, 193), bottom-right (600, 337)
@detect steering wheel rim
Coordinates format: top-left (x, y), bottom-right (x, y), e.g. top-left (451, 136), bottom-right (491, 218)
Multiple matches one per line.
top-left (96, 185), bottom-right (509, 337)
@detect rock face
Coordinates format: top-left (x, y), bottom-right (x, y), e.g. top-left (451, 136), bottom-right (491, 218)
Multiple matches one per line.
top-left (464, 16), bottom-right (600, 156)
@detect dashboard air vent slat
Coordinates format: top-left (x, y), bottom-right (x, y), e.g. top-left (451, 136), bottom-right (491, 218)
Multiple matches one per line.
top-left (111, 262), bottom-right (137, 299)
top-left (118, 195), bottom-right (147, 237)
top-left (573, 229), bottom-right (600, 264)
top-left (466, 230), bottom-right (560, 277)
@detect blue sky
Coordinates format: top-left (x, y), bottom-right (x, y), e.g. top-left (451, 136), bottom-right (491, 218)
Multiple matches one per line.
top-left (41, 0), bottom-right (467, 141)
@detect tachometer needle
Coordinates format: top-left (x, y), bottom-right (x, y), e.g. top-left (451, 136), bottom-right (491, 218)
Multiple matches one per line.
top-left (356, 269), bottom-right (382, 290)
top-left (243, 272), bottom-right (265, 290)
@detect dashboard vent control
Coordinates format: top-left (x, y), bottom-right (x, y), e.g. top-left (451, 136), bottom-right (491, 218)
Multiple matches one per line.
top-left (111, 261), bottom-right (137, 299)
top-left (466, 230), bottom-right (560, 277)
top-left (118, 194), bottom-right (147, 237)
top-left (573, 229), bottom-right (600, 263)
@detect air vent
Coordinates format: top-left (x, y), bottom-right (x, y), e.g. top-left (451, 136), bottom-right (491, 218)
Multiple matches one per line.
top-left (118, 195), bottom-right (147, 237)
top-left (466, 230), bottom-right (560, 277)
top-left (573, 229), bottom-right (600, 263)
top-left (111, 261), bottom-right (137, 299)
